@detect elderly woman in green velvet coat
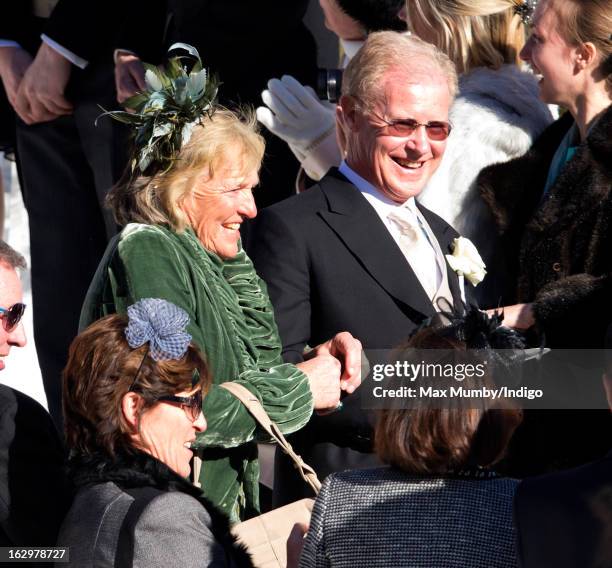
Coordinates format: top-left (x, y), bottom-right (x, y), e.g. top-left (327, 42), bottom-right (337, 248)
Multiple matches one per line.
top-left (81, 94), bottom-right (361, 522)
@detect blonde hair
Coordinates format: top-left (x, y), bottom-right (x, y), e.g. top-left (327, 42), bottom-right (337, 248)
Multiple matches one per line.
top-left (548, 0), bottom-right (612, 95)
top-left (405, 0), bottom-right (526, 74)
top-left (108, 107), bottom-right (265, 232)
top-left (342, 31), bottom-right (458, 111)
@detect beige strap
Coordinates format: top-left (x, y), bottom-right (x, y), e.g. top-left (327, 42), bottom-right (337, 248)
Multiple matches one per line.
top-left (219, 382), bottom-right (322, 495)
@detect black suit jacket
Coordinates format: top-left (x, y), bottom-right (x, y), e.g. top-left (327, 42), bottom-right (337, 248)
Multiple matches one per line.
top-left (250, 168), bottom-right (464, 363)
top-left (514, 454), bottom-right (612, 568)
top-left (0, 0), bottom-right (126, 62)
top-left (248, 169), bottom-right (464, 502)
top-left (0, 385), bottom-right (72, 553)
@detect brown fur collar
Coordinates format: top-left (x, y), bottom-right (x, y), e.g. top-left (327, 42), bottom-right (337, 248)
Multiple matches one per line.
top-left (478, 105), bottom-right (612, 238)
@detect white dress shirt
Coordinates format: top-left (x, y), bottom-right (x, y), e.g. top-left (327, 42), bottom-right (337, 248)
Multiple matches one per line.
top-left (338, 161), bottom-right (443, 298)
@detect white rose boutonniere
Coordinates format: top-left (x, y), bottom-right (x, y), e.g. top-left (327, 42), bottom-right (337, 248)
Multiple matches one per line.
top-left (445, 237), bottom-right (487, 301)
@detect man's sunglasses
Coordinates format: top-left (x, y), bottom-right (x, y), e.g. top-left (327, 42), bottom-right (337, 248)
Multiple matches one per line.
top-left (157, 389), bottom-right (203, 421)
top-left (0, 303), bottom-right (26, 332)
top-left (374, 113), bottom-right (452, 141)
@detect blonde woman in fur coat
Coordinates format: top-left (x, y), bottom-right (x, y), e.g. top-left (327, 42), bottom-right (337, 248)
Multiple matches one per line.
top-left (403, 0), bottom-right (553, 306)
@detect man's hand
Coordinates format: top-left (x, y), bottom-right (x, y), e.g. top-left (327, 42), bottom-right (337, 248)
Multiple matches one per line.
top-left (114, 51), bottom-right (145, 105)
top-left (309, 331), bottom-right (363, 393)
top-left (14, 42), bottom-right (73, 125)
top-left (0, 47), bottom-right (33, 110)
top-left (487, 303), bottom-right (535, 330)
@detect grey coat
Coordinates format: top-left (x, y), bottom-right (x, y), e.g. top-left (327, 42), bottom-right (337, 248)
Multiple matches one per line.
top-left (299, 467), bottom-right (518, 568)
top-left (56, 451), bottom-right (254, 568)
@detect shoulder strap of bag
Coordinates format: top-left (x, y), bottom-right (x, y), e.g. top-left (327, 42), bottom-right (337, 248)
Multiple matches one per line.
top-left (219, 382), bottom-right (322, 495)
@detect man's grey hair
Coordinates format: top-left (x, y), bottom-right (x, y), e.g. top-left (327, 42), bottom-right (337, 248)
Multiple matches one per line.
top-left (0, 240), bottom-right (26, 270)
top-left (342, 30), bottom-right (459, 111)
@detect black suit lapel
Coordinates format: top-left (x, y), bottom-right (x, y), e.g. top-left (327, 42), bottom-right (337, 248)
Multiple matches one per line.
top-left (318, 170), bottom-right (436, 320)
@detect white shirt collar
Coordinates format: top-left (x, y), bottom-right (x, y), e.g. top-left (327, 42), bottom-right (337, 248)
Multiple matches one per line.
top-left (338, 160), bottom-right (418, 221)
top-left (340, 39), bottom-right (364, 62)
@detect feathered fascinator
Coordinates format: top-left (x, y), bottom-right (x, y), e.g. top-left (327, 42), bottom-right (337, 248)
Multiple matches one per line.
top-left (436, 307), bottom-right (526, 351)
top-left (417, 304), bottom-right (548, 366)
top-left (405, 306), bottom-right (548, 392)
top-left (100, 43), bottom-right (219, 175)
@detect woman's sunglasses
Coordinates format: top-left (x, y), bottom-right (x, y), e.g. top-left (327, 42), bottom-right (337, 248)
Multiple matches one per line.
top-left (0, 303), bottom-right (26, 332)
top-left (157, 389), bottom-right (203, 421)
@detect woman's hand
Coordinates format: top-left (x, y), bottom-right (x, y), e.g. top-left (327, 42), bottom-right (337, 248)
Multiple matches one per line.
top-left (286, 522), bottom-right (308, 568)
top-left (309, 331), bottom-right (363, 393)
top-left (297, 354), bottom-right (342, 410)
top-left (486, 303), bottom-right (535, 330)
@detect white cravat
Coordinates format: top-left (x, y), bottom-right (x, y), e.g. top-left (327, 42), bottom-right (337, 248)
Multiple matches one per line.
top-left (387, 207), bottom-right (440, 299)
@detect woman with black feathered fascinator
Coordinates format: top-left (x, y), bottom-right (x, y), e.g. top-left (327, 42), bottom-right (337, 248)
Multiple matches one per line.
top-left (298, 307), bottom-right (528, 568)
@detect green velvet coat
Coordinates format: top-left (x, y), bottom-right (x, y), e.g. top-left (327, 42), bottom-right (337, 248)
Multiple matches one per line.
top-left (80, 223), bottom-right (314, 522)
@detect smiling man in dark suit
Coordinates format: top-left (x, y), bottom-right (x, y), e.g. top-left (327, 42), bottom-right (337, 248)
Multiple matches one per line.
top-left (249, 31), bottom-right (468, 505)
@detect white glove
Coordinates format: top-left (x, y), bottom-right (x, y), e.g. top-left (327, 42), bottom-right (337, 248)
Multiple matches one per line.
top-left (257, 75), bottom-right (340, 180)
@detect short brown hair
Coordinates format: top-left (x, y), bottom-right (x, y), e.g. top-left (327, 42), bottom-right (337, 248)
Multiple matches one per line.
top-left (375, 325), bottom-right (522, 474)
top-left (108, 107), bottom-right (265, 231)
top-left (63, 314), bottom-right (211, 458)
top-left (342, 31), bottom-right (458, 112)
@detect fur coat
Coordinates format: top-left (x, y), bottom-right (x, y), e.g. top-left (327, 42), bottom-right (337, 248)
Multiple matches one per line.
top-left (418, 65), bottom-right (553, 306)
top-left (57, 450), bottom-right (254, 568)
top-left (478, 104), bottom-right (612, 348)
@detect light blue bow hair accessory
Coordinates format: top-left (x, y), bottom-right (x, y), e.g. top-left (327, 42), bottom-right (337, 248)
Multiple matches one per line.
top-left (125, 298), bottom-right (192, 361)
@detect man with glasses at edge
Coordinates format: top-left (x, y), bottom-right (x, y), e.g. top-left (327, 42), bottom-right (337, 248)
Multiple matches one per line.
top-left (0, 240), bottom-right (71, 560)
top-left (249, 31), bottom-right (470, 506)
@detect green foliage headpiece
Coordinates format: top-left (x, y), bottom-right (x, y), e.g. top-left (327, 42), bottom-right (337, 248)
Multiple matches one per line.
top-left (102, 43), bottom-right (219, 175)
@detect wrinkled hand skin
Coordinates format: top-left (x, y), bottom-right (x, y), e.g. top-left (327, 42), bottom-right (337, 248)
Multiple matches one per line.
top-left (297, 354), bottom-right (342, 410)
top-left (14, 42), bottom-right (73, 125)
top-left (114, 51), bottom-right (145, 105)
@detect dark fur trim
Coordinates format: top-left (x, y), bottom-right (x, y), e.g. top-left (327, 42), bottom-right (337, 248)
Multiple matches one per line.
top-left (478, 112), bottom-right (574, 236)
top-left (69, 451), bottom-right (255, 568)
top-left (477, 105), bottom-right (612, 347)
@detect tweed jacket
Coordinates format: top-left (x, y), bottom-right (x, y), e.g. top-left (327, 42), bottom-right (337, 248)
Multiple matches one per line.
top-left (299, 467), bottom-right (518, 568)
top-left (478, 104), bottom-right (612, 348)
top-left (80, 223), bottom-right (313, 521)
top-left (417, 66), bottom-right (552, 306)
top-left (57, 451), bottom-right (254, 568)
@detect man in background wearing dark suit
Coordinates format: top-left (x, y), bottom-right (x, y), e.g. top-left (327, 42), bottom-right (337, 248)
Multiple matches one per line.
top-left (249, 31), bottom-right (468, 505)
top-left (0, 240), bottom-right (70, 556)
top-left (513, 326), bottom-right (612, 568)
top-left (0, 0), bottom-right (128, 427)
top-left (113, 0), bottom-right (318, 209)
